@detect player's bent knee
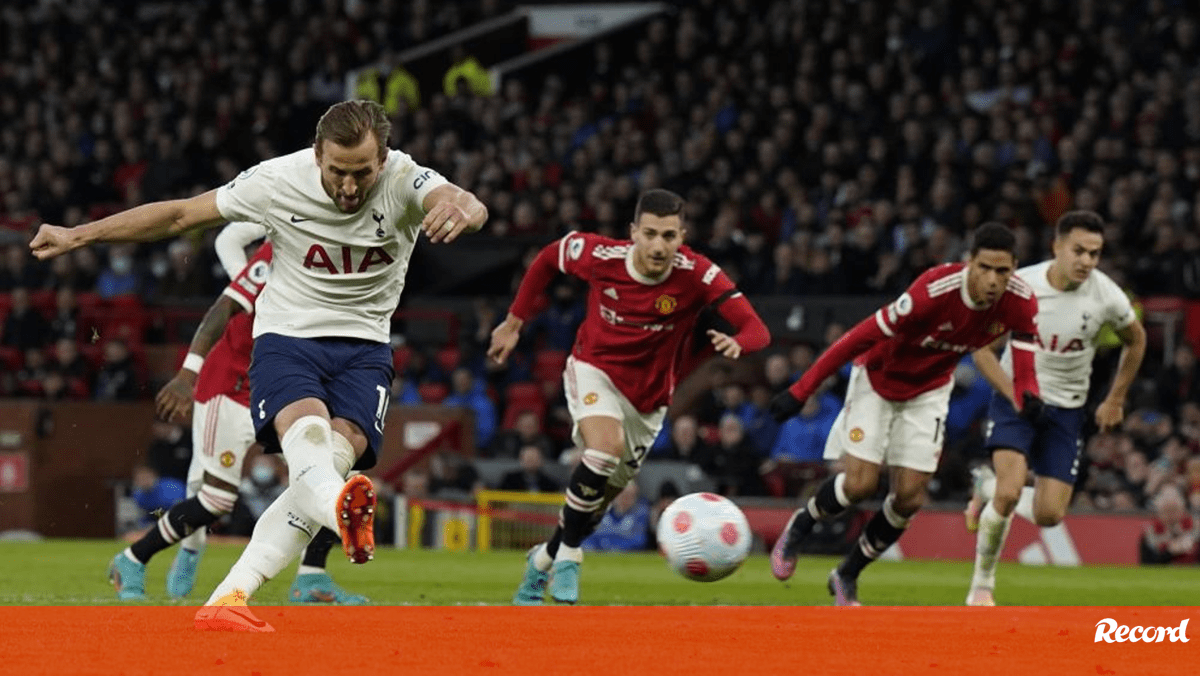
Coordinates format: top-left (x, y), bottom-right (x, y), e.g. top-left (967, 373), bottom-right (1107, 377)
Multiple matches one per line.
top-left (1033, 509), bottom-right (1066, 527)
top-left (330, 418), bottom-right (369, 456)
top-left (992, 490), bottom-right (1020, 516)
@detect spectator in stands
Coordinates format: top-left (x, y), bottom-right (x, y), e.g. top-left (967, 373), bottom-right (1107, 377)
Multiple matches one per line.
top-left (442, 46), bottom-right (492, 97)
top-left (130, 464), bottom-right (185, 529)
top-left (1158, 343), bottom-right (1200, 411)
top-left (48, 287), bottom-right (80, 342)
top-left (15, 347), bottom-right (50, 397)
top-left (444, 367), bottom-right (498, 450)
top-left (488, 410), bottom-right (555, 460)
top-left (768, 385), bottom-right (840, 463)
top-left (701, 413), bottom-right (766, 497)
top-left (390, 374), bottom-right (421, 406)
top-left (764, 353), bottom-right (792, 395)
top-left (1120, 450), bottom-right (1152, 509)
top-left (499, 445), bottom-right (561, 493)
top-left (2, 287), bottom-right (51, 350)
top-left (739, 384), bottom-right (781, 456)
top-left (1139, 485), bottom-right (1199, 565)
top-left (145, 420), bottom-right (192, 483)
top-left (429, 451), bottom-right (483, 497)
top-left (656, 414), bottom-right (713, 463)
top-left (528, 280), bottom-right (585, 352)
top-left (94, 339), bottom-right (140, 401)
top-left (228, 455), bottom-right (287, 537)
top-left (1147, 434), bottom-right (1192, 499)
top-left (153, 239), bottom-right (208, 299)
top-left (50, 337), bottom-right (91, 394)
top-left (581, 482), bottom-right (650, 552)
top-left (95, 245), bottom-right (142, 299)
top-left (0, 244), bottom-right (45, 291)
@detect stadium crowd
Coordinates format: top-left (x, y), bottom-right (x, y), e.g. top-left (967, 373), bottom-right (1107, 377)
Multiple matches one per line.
top-left (1, 0), bottom-right (1199, 527)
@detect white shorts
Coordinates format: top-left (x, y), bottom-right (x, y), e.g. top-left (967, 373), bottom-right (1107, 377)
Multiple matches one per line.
top-left (563, 356), bottom-right (667, 495)
top-left (823, 365), bottom-right (953, 473)
top-left (185, 394), bottom-right (257, 489)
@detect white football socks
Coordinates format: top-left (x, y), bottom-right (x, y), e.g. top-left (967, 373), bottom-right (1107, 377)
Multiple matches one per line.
top-left (971, 501), bottom-right (1012, 591)
top-left (280, 416), bottom-right (355, 533)
top-left (205, 486), bottom-right (316, 604)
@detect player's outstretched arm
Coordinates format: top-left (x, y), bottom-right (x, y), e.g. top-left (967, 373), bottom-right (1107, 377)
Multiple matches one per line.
top-left (30, 191), bottom-right (225, 260)
top-left (769, 312), bottom-right (890, 421)
top-left (155, 294), bottom-right (243, 423)
top-left (489, 240), bottom-right (565, 365)
top-left (421, 184), bottom-right (488, 243)
top-left (1096, 319), bottom-right (1147, 431)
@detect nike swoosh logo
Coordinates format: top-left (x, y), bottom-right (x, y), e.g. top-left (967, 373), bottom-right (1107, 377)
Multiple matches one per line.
top-left (226, 607), bottom-right (267, 628)
top-left (286, 520), bottom-right (311, 536)
top-left (290, 215), bottom-right (309, 223)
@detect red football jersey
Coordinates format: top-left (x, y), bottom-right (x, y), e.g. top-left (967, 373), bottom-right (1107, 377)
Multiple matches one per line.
top-left (858, 263), bottom-right (1038, 400)
top-left (553, 233), bottom-right (736, 412)
top-left (194, 244), bottom-right (272, 406)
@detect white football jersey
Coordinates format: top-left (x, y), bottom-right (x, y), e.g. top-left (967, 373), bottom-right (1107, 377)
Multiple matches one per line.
top-left (214, 148), bottom-right (448, 342)
top-left (1000, 260), bottom-right (1136, 408)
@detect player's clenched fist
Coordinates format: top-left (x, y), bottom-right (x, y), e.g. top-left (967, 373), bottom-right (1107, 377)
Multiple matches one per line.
top-left (707, 329), bottom-right (743, 360)
top-left (487, 314), bottom-right (524, 365)
top-left (422, 201), bottom-right (472, 243)
top-left (29, 224), bottom-right (77, 260)
top-left (769, 390), bottom-right (804, 422)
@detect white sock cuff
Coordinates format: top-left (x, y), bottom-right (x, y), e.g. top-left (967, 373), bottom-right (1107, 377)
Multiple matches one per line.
top-left (330, 431), bottom-right (356, 478)
top-left (1014, 486), bottom-right (1036, 523)
top-left (882, 495), bottom-right (910, 529)
top-left (556, 544), bottom-right (584, 564)
top-left (581, 448), bottom-right (619, 476)
top-left (297, 564), bottom-right (325, 576)
top-left (833, 473), bottom-right (850, 508)
top-left (281, 415), bottom-right (332, 451)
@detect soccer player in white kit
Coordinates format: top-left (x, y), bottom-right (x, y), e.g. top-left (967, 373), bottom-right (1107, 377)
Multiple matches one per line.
top-left (30, 100), bottom-right (487, 630)
top-left (964, 210), bottom-right (1146, 606)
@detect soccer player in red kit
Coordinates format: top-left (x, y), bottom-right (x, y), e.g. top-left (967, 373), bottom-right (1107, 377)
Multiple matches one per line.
top-left (488, 189), bottom-right (771, 604)
top-left (768, 222), bottom-right (1042, 605)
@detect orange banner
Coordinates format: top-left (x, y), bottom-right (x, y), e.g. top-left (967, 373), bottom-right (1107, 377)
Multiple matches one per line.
top-left (0, 606), bottom-right (1192, 675)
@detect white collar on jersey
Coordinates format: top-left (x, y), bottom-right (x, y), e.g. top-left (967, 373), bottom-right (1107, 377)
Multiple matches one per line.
top-left (959, 269), bottom-right (988, 310)
top-left (625, 248), bottom-right (669, 286)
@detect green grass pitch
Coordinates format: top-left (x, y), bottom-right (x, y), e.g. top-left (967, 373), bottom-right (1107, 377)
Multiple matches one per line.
top-left (0, 540), bottom-right (1192, 606)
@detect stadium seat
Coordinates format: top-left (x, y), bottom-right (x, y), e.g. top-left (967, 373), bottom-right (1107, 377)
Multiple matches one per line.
top-left (418, 382), bottom-right (449, 404)
top-left (392, 345), bottom-right (413, 374)
top-left (0, 346), bottom-right (22, 371)
top-left (29, 290), bottom-right (55, 314)
top-left (434, 346), bottom-right (461, 374)
top-left (533, 349), bottom-right (568, 391)
top-left (501, 382), bottom-right (546, 430)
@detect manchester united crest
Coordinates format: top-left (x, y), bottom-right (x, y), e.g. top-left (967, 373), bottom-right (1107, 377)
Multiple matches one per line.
top-left (849, 428), bottom-right (865, 443)
top-left (654, 294), bottom-right (677, 314)
top-left (583, 392), bottom-right (599, 405)
top-left (220, 451), bottom-right (236, 468)
top-left (988, 321), bottom-right (1006, 335)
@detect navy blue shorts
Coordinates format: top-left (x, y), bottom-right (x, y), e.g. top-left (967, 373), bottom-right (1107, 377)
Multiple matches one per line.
top-left (249, 333), bottom-right (394, 471)
top-left (983, 393), bottom-right (1084, 484)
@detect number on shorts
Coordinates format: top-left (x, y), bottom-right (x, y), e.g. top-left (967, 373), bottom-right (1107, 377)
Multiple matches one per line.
top-left (374, 385), bottom-right (390, 433)
top-left (627, 445), bottom-right (648, 470)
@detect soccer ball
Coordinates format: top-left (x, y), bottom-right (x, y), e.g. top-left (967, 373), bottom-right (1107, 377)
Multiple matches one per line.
top-left (656, 492), bottom-right (752, 582)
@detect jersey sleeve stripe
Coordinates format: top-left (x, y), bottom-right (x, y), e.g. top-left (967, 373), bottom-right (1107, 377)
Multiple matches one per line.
top-left (222, 287), bottom-right (254, 314)
top-left (874, 309), bottom-right (894, 337)
top-left (557, 237), bottom-right (567, 273)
